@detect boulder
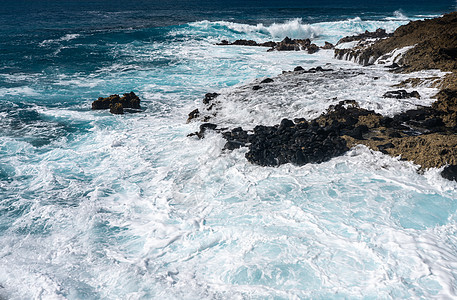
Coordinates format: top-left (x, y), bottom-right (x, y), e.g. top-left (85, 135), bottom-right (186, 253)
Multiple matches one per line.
top-left (92, 91), bottom-right (141, 114)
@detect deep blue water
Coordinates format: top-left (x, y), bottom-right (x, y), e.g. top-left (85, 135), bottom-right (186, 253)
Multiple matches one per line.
top-left (1, 1), bottom-right (457, 299)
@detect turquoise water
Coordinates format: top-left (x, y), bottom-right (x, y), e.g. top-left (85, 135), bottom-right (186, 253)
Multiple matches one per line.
top-left (1, 1), bottom-right (457, 299)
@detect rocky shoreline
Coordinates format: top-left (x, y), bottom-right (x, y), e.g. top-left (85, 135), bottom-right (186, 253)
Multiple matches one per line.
top-left (187, 12), bottom-right (457, 181)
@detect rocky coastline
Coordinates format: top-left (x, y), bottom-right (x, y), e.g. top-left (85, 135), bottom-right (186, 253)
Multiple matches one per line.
top-left (195, 12), bottom-right (457, 181)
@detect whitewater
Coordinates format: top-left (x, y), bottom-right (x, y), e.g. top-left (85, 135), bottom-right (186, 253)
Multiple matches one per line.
top-left (1, 9), bottom-right (457, 299)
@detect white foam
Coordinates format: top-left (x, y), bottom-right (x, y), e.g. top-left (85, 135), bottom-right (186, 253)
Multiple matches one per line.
top-left (2, 13), bottom-right (457, 300)
top-left (190, 19), bottom-right (321, 40)
top-left (39, 34), bottom-right (81, 46)
top-left (0, 86), bottom-right (39, 97)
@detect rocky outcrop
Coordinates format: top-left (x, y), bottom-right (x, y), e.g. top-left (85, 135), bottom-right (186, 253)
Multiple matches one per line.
top-left (217, 37), bottom-right (325, 54)
top-left (383, 90), bottom-right (420, 99)
top-left (334, 12), bottom-right (457, 71)
top-left (206, 93), bottom-right (457, 179)
top-left (216, 39), bottom-right (277, 47)
top-left (336, 28), bottom-right (392, 45)
top-left (267, 37), bottom-right (320, 53)
top-left (92, 92), bottom-right (141, 114)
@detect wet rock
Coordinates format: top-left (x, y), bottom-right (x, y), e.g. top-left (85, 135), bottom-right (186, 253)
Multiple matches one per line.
top-left (336, 28), bottom-right (392, 45)
top-left (441, 165), bottom-right (457, 181)
top-left (92, 91), bottom-right (141, 114)
top-left (203, 93), bottom-right (219, 105)
top-left (188, 123), bottom-right (218, 139)
top-left (322, 42), bottom-right (334, 49)
top-left (110, 102), bottom-right (124, 114)
top-left (307, 43), bottom-right (320, 54)
top-left (252, 85), bottom-right (262, 90)
top-left (187, 108), bottom-right (200, 123)
top-left (260, 78), bottom-right (274, 84)
top-left (245, 119), bottom-right (349, 166)
top-left (217, 39), bottom-right (277, 47)
top-left (294, 66), bottom-right (304, 72)
top-left (231, 39), bottom-right (259, 46)
top-left (383, 90), bottom-right (421, 99)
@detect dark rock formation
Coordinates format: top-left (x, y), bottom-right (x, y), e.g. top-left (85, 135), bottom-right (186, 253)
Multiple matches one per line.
top-left (188, 123), bottom-right (219, 139)
top-left (269, 37), bottom-right (320, 54)
top-left (203, 93), bottom-right (220, 105)
top-left (336, 28), bottom-right (392, 45)
top-left (187, 109), bottom-right (200, 123)
top-left (260, 78), bottom-right (274, 84)
top-left (321, 42), bottom-right (334, 49)
top-left (383, 90), bottom-right (421, 99)
top-left (217, 39), bottom-right (277, 47)
top-left (110, 103), bottom-right (124, 114)
top-left (218, 37), bottom-right (322, 54)
top-left (92, 92), bottom-right (141, 114)
top-left (221, 116), bottom-right (349, 167)
top-left (441, 165), bottom-right (457, 181)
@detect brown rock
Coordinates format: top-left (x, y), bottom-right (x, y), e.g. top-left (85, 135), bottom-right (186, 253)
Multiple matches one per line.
top-left (110, 102), bottom-right (124, 114)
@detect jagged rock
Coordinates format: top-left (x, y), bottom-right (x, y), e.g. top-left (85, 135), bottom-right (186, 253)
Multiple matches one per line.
top-left (217, 37), bottom-right (320, 53)
top-left (336, 28), bottom-right (392, 45)
top-left (322, 42), bottom-right (334, 49)
top-left (92, 91), bottom-right (141, 114)
top-left (335, 12), bottom-right (457, 72)
top-left (203, 93), bottom-right (219, 105)
top-left (294, 66), bottom-right (304, 72)
top-left (187, 109), bottom-right (200, 123)
top-left (245, 119), bottom-right (349, 166)
top-left (217, 39), bottom-right (276, 47)
top-left (188, 123), bottom-right (218, 139)
top-left (307, 43), bottom-right (320, 54)
top-left (383, 90), bottom-right (421, 99)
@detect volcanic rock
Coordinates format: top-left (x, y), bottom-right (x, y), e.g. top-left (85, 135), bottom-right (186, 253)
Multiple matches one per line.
top-left (92, 91), bottom-right (141, 114)
top-left (383, 90), bottom-right (421, 99)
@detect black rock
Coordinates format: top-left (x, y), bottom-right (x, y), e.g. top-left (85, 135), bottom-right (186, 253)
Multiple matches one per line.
top-left (294, 66), bottom-right (304, 72)
top-left (441, 165), bottom-right (457, 181)
top-left (92, 91), bottom-right (141, 114)
top-left (252, 85), bottom-right (262, 90)
top-left (187, 108), bottom-right (200, 123)
top-left (203, 93), bottom-right (220, 105)
top-left (383, 90), bottom-right (421, 99)
top-left (260, 78), bottom-right (274, 84)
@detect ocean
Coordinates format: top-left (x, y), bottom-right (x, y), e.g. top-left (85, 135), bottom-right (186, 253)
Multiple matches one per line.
top-left (1, 0), bottom-right (457, 299)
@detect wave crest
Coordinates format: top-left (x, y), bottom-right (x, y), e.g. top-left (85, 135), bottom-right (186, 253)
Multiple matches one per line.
top-left (192, 19), bottom-right (321, 40)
